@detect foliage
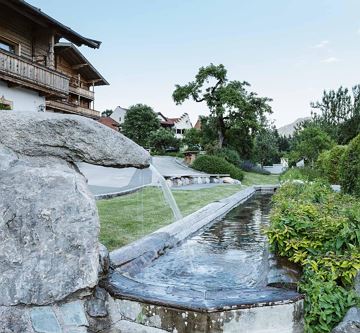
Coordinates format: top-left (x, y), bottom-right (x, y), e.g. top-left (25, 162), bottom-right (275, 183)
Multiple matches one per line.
top-left (240, 160), bottom-right (271, 175)
top-left (182, 127), bottom-right (202, 151)
top-left (0, 103), bottom-right (11, 110)
top-left (208, 147), bottom-right (241, 166)
top-left (267, 182), bottom-right (360, 332)
top-left (101, 109), bottom-right (113, 117)
top-left (279, 167), bottom-right (323, 182)
top-left (172, 63), bottom-right (272, 153)
top-left (192, 155), bottom-right (244, 180)
top-left (148, 128), bottom-right (180, 153)
top-left (122, 104), bottom-right (160, 147)
top-left (253, 127), bottom-right (280, 166)
top-left (290, 123), bottom-right (335, 166)
top-left (340, 133), bottom-right (360, 197)
top-left (316, 145), bottom-right (347, 184)
top-left (311, 85), bottom-right (360, 144)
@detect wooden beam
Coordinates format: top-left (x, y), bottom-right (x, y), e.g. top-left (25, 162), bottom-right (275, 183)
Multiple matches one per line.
top-left (72, 63), bottom-right (88, 70)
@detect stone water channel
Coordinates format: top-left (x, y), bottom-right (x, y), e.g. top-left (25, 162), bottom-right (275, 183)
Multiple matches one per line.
top-left (104, 193), bottom-right (304, 333)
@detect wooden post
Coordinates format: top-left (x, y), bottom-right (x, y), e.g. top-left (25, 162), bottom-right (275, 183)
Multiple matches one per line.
top-left (48, 34), bottom-right (55, 69)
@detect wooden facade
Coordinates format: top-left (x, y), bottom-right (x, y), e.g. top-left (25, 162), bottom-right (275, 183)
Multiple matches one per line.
top-left (0, 0), bottom-right (107, 119)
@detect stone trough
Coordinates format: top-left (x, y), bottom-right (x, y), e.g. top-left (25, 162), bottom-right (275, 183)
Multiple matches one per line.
top-left (102, 186), bottom-right (304, 333)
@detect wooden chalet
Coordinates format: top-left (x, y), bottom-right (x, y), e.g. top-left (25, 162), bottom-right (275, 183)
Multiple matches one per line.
top-left (0, 0), bottom-right (107, 118)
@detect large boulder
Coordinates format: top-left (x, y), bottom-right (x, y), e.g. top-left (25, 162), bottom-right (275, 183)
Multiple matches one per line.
top-left (0, 111), bottom-right (150, 168)
top-left (0, 112), bottom-right (150, 306)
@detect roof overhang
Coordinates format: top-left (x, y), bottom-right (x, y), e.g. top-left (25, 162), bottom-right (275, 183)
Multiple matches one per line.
top-left (55, 43), bottom-right (109, 86)
top-left (1, 0), bottom-right (101, 49)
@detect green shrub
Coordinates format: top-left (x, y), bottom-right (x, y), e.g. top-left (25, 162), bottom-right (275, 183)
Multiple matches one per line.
top-left (317, 145), bottom-right (347, 184)
top-left (267, 182), bottom-right (360, 332)
top-left (192, 155), bottom-right (244, 180)
top-left (340, 134), bottom-right (360, 196)
top-left (208, 147), bottom-right (241, 166)
top-left (279, 167), bottom-right (322, 182)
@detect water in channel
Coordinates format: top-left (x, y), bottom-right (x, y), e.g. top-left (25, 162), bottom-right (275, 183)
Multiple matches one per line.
top-left (130, 194), bottom-right (278, 291)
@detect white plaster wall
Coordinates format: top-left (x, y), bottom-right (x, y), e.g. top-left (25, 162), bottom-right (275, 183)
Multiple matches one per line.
top-left (174, 114), bottom-right (193, 139)
top-left (0, 81), bottom-right (45, 112)
top-left (111, 106), bottom-right (127, 124)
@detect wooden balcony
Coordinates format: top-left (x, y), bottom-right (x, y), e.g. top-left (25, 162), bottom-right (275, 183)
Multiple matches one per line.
top-left (69, 85), bottom-right (95, 100)
top-left (46, 100), bottom-right (100, 118)
top-left (0, 49), bottom-right (69, 96)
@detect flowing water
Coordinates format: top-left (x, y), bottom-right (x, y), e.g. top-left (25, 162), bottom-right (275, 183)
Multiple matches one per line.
top-left (130, 194), bottom-right (281, 291)
top-left (149, 164), bottom-right (183, 221)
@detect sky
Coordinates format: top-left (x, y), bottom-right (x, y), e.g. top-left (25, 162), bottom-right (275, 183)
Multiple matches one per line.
top-left (31, 0), bottom-right (360, 127)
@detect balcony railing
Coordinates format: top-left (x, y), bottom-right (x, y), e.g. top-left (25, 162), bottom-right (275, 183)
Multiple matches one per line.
top-left (46, 100), bottom-right (100, 118)
top-left (69, 85), bottom-right (95, 100)
top-left (0, 49), bottom-right (69, 96)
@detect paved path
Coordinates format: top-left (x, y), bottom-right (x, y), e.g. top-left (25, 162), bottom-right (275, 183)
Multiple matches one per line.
top-left (78, 157), bottom-right (219, 196)
top-left (151, 156), bottom-right (208, 178)
top-left (77, 163), bottom-right (152, 195)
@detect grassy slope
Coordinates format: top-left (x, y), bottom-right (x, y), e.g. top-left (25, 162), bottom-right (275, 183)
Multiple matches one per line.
top-left (97, 172), bottom-right (279, 250)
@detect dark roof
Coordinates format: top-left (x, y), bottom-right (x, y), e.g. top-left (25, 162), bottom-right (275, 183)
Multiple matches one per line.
top-left (55, 43), bottom-right (108, 86)
top-left (1, 0), bottom-right (101, 49)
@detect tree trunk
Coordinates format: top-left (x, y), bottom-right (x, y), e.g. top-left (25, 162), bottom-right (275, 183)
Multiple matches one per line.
top-left (217, 116), bottom-right (226, 148)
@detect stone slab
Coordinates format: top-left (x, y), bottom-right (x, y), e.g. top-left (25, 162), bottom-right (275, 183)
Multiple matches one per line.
top-left (30, 307), bottom-right (61, 333)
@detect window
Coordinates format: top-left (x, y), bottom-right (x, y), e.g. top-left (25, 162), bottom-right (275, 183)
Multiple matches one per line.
top-left (176, 129), bottom-right (181, 134)
top-left (0, 39), bottom-right (16, 54)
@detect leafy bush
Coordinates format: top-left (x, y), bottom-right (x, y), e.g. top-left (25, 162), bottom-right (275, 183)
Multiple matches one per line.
top-left (209, 147), bottom-right (241, 166)
top-left (340, 134), bottom-right (360, 197)
top-left (192, 155), bottom-right (244, 180)
top-left (279, 167), bottom-right (322, 182)
top-left (148, 128), bottom-right (180, 154)
top-left (267, 182), bottom-right (360, 332)
top-left (316, 145), bottom-right (347, 184)
top-left (239, 160), bottom-right (271, 175)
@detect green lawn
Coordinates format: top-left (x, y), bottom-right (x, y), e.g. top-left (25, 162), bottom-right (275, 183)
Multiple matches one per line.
top-left (242, 171), bottom-right (279, 186)
top-left (97, 172), bottom-right (279, 250)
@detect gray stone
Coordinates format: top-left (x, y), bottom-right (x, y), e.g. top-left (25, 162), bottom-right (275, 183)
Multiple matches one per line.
top-left (332, 307), bottom-right (360, 333)
top-left (355, 271), bottom-right (360, 296)
top-left (0, 112), bottom-right (151, 307)
top-left (0, 151), bottom-right (99, 306)
top-left (0, 112), bottom-right (150, 169)
top-left (58, 301), bottom-right (88, 327)
top-left (99, 243), bottom-right (110, 277)
top-left (0, 306), bottom-right (34, 333)
top-left (30, 307), bottom-right (61, 333)
top-left (86, 287), bottom-right (108, 318)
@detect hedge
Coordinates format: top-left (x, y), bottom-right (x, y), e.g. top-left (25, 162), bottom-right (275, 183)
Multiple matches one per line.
top-left (192, 155), bottom-right (244, 181)
top-left (267, 181), bottom-right (360, 333)
top-left (340, 134), bottom-right (360, 196)
top-left (316, 145), bottom-right (347, 184)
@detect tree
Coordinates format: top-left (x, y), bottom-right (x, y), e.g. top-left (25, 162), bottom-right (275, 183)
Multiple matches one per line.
top-left (291, 123), bottom-right (335, 166)
top-left (122, 104), bottom-right (160, 147)
top-left (311, 85), bottom-right (360, 144)
top-left (148, 128), bottom-right (180, 153)
top-left (101, 109), bottom-right (113, 117)
top-left (172, 64), bottom-right (272, 151)
top-left (253, 128), bottom-right (279, 166)
top-left (182, 128), bottom-right (202, 150)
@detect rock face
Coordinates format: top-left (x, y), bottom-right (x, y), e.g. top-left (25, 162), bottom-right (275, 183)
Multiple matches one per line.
top-left (332, 307), bottom-right (360, 333)
top-left (0, 112), bottom-right (150, 307)
top-left (0, 111), bottom-right (150, 168)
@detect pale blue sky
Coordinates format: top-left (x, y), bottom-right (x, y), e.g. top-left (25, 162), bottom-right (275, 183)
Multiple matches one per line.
top-left (32, 0), bottom-right (360, 126)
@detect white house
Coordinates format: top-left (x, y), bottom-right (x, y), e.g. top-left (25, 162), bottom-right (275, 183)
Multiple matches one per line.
top-left (158, 112), bottom-right (193, 139)
top-left (110, 106), bottom-right (128, 125)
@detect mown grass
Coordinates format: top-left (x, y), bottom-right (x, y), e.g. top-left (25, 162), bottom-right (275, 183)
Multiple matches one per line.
top-left (98, 172), bottom-right (279, 250)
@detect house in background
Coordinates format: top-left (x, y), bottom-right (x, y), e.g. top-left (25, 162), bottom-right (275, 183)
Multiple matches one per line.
top-left (110, 105), bottom-right (128, 125)
top-left (98, 116), bottom-right (120, 131)
top-left (157, 112), bottom-right (193, 139)
top-left (0, 0), bottom-right (107, 118)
